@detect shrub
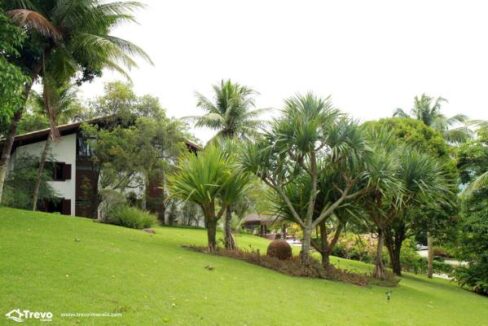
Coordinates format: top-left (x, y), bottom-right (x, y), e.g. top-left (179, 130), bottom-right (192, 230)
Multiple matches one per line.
top-left (2, 153), bottom-right (57, 209)
top-left (183, 245), bottom-right (392, 287)
top-left (455, 261), bottom-right (488, 296)
top-left (433, 246), bottom-right (454, 259)
top-left (330, 235), bottom-right (455, 276)
top-left (106, 205), bottom-right (156, 229)
top-left (330, 233), bottom-right (377, 264)
top-left (267, 240), bottom-right (292, 260)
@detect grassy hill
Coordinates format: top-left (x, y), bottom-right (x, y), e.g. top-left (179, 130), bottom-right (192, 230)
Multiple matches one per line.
top-left (1, 207), bottom-right (487, 325)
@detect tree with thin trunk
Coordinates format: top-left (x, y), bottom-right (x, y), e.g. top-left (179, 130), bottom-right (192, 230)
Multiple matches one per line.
top-left (31, 78), bottom-right (80, 211)
top-left (273, 166), bottom-right (366, 268)
top-left (0, 0), bottom-right (151, 204)
top-left (169, 142), bottom-right (251, 251)
top-left (189, 80), bottom-right (265, 141)
top-left (359, 128), bottom-right (403, 279)
top-left (394, 95), bottom-right (469, 276)
top-left (242, 93), bottom-right (369, 265)
top-left (188, 80), bottom-right (265, 249)
top-left (361, 126), bottom-right (454, 278)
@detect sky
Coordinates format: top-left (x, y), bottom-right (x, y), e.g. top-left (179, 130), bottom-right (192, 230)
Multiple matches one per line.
top-left (80, 0), bottom-right (488, 144)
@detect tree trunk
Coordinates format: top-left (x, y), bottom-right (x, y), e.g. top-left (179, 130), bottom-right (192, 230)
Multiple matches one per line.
top-left (0, 110), bottom-right (23, 204)
top-left (318, 221), bottom-right (329, 268)
top-left (385, 225), bottom-right (404, 276)
top-left (300, 226), bottom-right (312, 265)
top-left (224, 207), bottom-right (235, 250)
top-left (0, 74), bottom-right (37, 204)
top-left (32, 133), bottom-right (51, 210)
top-left (373, 228), bottom-right (386, 279)
top-left (281, 223), bottom-right (287, 239)
top-left (207, 218), bottom-right (217, 252)
top-left (390, 246), bottom-right (402, 276)
top-left (427, 232), bottom-right (434, 278)
top-left (158, 205), bottom-right (166, 225)
top-left (385, 237), bottom-right (403, 276)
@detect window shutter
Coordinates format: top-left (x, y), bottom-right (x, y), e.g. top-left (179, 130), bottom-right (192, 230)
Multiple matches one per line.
top-left (61, 199), bottom-right (71, 215)
top-left (63, 164), bottom-right (72, 180)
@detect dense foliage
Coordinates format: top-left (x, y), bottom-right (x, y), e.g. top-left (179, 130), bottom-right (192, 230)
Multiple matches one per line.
top-left (82, 83), bottom-right (190, 222)
top-left (2, 153), bottom-right (57, 209)
top-left (106, 205), bottom-right (156, 229)
top-left (456, 127), bottom-right (488, 295)
top-left (169, 142), bottom-right (251, 251)
top-left (0, 11), bottom-right (28, 126)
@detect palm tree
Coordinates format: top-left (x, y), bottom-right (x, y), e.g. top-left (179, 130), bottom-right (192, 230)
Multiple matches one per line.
top-left (0, 0), bottom-right (151, 203)
top-left (188, 79), bottom-right (265, 249)
top-left (31, 78), bottom-right (81, 211)
top-left (394, 93), bottom-right (463, 277)
top-left (393, 94), bottom-right (472, 143)
top-left (168, 143), bottom-right (251, 251)
top-left (190, 79), bottom-right (265, 141)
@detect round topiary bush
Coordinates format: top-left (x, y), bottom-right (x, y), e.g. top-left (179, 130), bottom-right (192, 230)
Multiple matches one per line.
top-left (267, 240), bottom-right (292, 260)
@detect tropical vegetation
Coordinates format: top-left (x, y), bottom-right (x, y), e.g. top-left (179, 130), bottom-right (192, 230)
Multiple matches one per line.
top-left (1, 3), bottom-right (488, 324)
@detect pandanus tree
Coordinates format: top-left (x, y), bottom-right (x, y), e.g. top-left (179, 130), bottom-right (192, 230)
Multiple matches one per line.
top-left (0, 0), bottom-right (151, 203)
top-left (384, 149), bottom-right (455, 276)
top-left (242, 93), bottom-right (369, 265)
top-left (361, 126), bottom-right (454, 278)
top-left (358, 128), bottom-right (403, 279)
top-left (169, 142), bottom-right (251, 251)
top-left (273, 169), bottom-right (366, 268)
top-left (393, 94), bottom-right (466, 278)
top-left (188, 79), bottom-right (265, 249)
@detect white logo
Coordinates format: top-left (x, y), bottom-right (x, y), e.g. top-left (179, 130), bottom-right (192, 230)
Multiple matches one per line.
top-left (5, 309), bottom-right (53, 323)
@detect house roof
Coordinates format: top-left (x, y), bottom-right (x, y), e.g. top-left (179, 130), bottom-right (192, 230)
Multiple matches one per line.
top-left (2, 116), bottom-right (201, 151)
top-left (242, 213), bottom-right (280, 226)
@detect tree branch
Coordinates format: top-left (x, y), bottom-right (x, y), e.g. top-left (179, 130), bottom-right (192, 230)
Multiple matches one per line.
top-left (312, 184), bottom-right (352, 228)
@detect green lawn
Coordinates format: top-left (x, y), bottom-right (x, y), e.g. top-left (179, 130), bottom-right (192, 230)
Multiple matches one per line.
top-left (0, 207), bottom-right (487, 325)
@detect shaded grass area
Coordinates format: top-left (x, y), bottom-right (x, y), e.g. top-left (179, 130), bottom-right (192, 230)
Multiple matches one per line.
top-left (0, 207), bottom-right (487, 325)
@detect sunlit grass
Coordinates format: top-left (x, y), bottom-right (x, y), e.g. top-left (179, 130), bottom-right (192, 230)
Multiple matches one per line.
top-left (0, 207), bottom-right (487, 325)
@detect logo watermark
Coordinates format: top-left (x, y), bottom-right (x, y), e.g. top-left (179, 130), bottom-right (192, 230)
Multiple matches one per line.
top-left (5, 308), bottom-right (123, 323)
top-left (60, 312), bottom-right (122, 318)
top-left (5, 309), bottom-right (53, 322)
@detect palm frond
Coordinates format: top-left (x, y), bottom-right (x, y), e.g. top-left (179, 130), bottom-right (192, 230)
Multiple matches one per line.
top-left (446, 114), bottom-right (469, 125)
top-left (393, 108), bottom-right (409, 118)
top-left (7, 9), bottom-right (62, 40)
top-left (444, 127), bottom-right (474, 143)
top-left (465, 171), bottom-right (488, 195)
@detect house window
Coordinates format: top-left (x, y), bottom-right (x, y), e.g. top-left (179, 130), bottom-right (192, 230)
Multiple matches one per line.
top-left (48, 162), bottom-right (72, 181)
top-left (77, 133), bottom-right (94, 158)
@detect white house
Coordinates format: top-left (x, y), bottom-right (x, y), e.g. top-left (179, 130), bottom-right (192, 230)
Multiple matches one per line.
top-left (6, 118), bottom-right (199, 218)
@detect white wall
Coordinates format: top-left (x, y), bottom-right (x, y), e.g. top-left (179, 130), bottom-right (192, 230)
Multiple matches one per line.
top-left (10, 133), bottom-right (77, 215)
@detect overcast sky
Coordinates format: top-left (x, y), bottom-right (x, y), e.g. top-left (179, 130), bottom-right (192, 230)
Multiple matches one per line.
top-left (80, 0), bottom-right (488, 143)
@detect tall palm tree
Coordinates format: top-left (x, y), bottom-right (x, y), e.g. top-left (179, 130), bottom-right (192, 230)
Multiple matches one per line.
top-left (190, 79), bottom-right (265, 141)
top-left (394, 94), bottom-right (472, 143)
top-left (188, 79), bottom-right (265, 249)
top-left (31, 78), bottom-right (81, 211)
top-left (0, 0), bottom-right (151, 203)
